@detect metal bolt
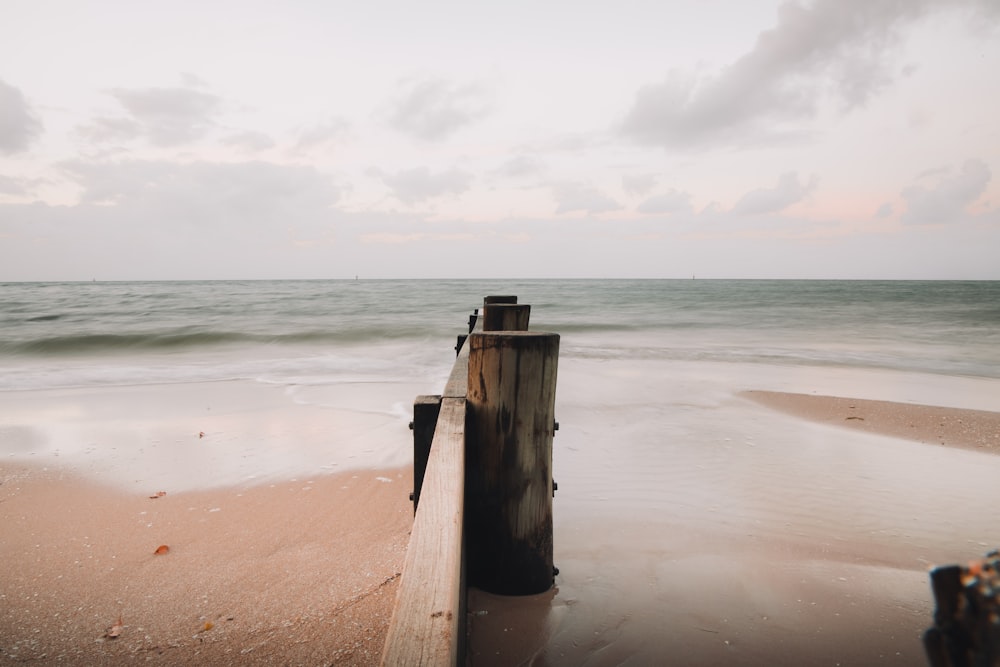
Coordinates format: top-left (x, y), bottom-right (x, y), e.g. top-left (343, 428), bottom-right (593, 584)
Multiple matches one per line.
top-left (408, 421), bottom-right (414, 430)
top-left (553, 421), bottom-right (559, 432)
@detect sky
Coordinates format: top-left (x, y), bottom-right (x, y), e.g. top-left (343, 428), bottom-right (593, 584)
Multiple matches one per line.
top-left (1, 0), bottom-right (999, 280)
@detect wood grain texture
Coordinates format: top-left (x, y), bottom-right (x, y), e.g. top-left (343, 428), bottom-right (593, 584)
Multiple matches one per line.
top-left (481, 303), bottom-right (530, 332)
top-left (381, 396), bottom-right (466, 666)
top-left (465, 331), bottom-right (560, 595)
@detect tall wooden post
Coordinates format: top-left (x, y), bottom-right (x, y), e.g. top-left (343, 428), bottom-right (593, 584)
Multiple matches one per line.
top-left (465, 331), bottom-right (559, 595)
top-left (482, 303), bottom-right (530, 332)
top-left (409, 395), bottom-right (441, 513)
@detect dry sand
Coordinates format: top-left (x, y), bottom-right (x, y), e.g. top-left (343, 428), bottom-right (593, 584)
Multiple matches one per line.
top-left (0, 464), bottom-right (412, 665)
top-left (742, 390), bottom-right (1000, 455)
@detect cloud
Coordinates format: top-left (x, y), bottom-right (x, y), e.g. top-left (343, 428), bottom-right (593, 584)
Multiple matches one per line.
top-left (222, 130), bottom-right (276, 152)
top-left (295, 118), bottom-right (351, 151)
top-left (622, 173), bottom-right (658, 197)
top-left (900, 158), bottom-right (991, 224)
top-left (495, 154), bottom-right (546, 179)
top-left (59, 159), bottom-right (342, 223)
top-left (553, 183), bottom-right (621, 215)
top-left (374, 166), bottom-right (474, 204)
top-left (0, 173), bottom-right (28, 196)
top-left (386, 78), bottom-right (491, 141)
top-left (76, 116), bottom-right (142, 144)
top-left (620, 0), bottom-right (972, 149)
top-left (0, 79), bottom-right (43, 154)
top-left (95, 86), bottom-right (223, 146)
top-left (874, 202), bottom-right (893, 218)
top-left (732, 172), bottom-right (818, 216)
top-left (637, 189), bottom-right (693, 215)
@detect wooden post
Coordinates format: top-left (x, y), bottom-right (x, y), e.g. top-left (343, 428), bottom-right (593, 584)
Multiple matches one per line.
top-left (409, 395), bottom-right (442, 513)
top-left (465, 331), bottom-right (559, 595)
top-left (482, 303), bottom-right (530, 332)
top-left (923, 550), bottom-right (1000, 667)
top-left (483, 295), bottom-right (517, 305)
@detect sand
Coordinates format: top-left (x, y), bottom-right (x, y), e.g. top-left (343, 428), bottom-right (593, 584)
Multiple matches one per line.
top-left (5, 364), bottom-right (1000, 666)
top-left (742, 390), bottom-right (1000, 454)
top-left (0, 464), bottom-right (413, 665)
top-left (465, 359), bottom-right (1000, 666)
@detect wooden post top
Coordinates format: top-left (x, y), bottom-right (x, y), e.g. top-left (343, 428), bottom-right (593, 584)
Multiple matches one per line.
top-left (483, 295), bottom-right (517, 305)
top-left (481, 303), bottom-right (531, 332)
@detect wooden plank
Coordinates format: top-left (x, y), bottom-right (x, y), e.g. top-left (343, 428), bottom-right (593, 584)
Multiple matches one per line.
top-left (380, 396), bottom-right (466, 666)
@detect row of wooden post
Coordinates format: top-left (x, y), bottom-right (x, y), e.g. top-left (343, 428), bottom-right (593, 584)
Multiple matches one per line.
top-left (412, 295), bottom-right (559, 596)
top-left (385, 296), bottom-right (559, 665)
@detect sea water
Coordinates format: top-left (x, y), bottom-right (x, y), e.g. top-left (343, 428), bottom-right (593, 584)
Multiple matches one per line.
top-left (2, 279), bottom-right (999, 393)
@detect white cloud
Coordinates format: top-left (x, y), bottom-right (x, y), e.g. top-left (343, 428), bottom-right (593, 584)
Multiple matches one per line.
top-left (901, 158), bottom-right (991, 224)
top-left (59, 158), bottom-right (341, 223)
top-left (97, 86), bottom-right (223, 146)
top-left (620, 0), bottom-right (977, 150)
top-left (386, 78), bottom-right (491, 142)
top-left (0, 173), bottom-right (28, 196)
top-left (222, 130), bottom-right (276, 152)
top-left (732, 172), bottom-right (818, 216)
top-left (637, 189), bottom-right (693, 215)
top-left (294, 118), bottom-right (351, 151)
top-left (76, 116), bottom-right (142, 144)
top-left (374, 166), bottom-right (474, 204)
top-left (0, 79), bottom-right (43, 154)
top-left (495, 155), bottom-right (546, 179)
top-left (874, 202), bottom-right (893, 218)
top-left (622, 173), bottom-right (658, 197)
top-left (553, 183), bottom-right (621, 215)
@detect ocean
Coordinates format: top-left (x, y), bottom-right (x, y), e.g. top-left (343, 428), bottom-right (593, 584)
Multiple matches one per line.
top-left (3, 279), bottom-right (999, 393)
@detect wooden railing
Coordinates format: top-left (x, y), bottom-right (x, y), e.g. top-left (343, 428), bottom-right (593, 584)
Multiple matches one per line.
top-left (380, 297), bottom-right (559, 666)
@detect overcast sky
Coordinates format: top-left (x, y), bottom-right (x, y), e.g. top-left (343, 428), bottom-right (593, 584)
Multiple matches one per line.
top-left (1, 0), bottom-right (998, 280)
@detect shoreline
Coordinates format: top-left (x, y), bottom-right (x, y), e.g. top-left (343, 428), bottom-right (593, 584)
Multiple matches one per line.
top-left (0, 464), bottom-right (413, 665)
top-left (467, 369), bottom-right (1000, 666)
top-left (5, 370), bottom-right (1000, 665)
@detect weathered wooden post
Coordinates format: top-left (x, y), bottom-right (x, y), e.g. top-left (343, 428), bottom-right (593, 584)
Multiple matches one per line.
top-left (409, 395), bottom-right (442, 513)
top-left (465, 330), bottom-right (559, 595)
top-left (483, 295), bottom-right (517, 305)
top-left (482, 303), bottom-right (530, 332)
top-left (923, 549), bottom-right (1000, 666)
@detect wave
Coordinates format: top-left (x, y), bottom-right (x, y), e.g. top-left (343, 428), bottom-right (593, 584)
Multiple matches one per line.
top-left (1, 326), bottom-right (440, 357)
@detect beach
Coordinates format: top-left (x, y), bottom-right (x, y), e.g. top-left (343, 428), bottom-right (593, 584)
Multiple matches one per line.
top-left (3, 363), bottom-right (999, 666)
top-left (3, 279), bottom-right (1000, 665)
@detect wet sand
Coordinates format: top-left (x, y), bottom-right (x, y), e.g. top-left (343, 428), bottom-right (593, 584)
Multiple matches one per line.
top-left (5, 362), bottom-right (1000, 665)
top-left (0, 464), bottom-right (412, 665)
top-left (467, 359), bottom-right (1000, 666)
